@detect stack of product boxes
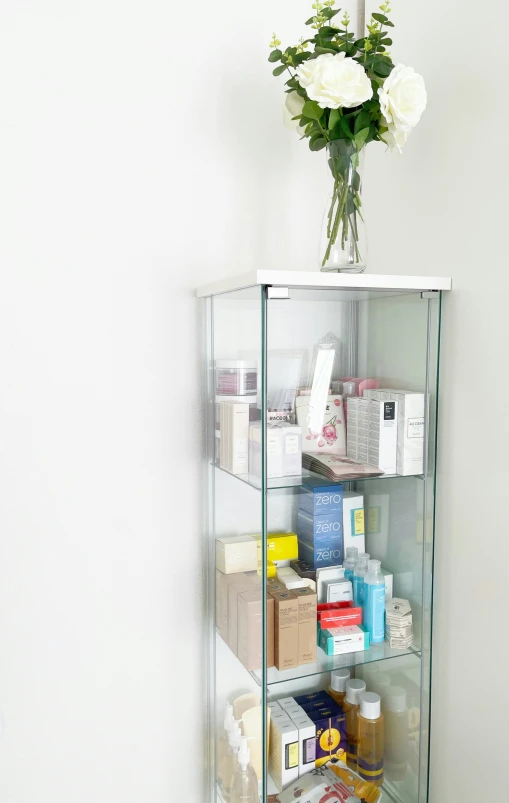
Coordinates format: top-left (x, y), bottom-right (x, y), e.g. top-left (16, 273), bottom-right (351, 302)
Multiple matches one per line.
top-left (297, 485), bottom-right (344, 571)
top-left (268, 692), bottom-right (347, 792)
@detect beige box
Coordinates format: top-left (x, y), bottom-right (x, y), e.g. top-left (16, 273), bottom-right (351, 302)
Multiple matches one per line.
top-left (216, 535), bottom-right (258, 574)
top-left (228, 573), bottom-right (259, 654)
top-left (271, 590), bottom-right (299, 671)
top-left (237, 591), bottom-right (275, 670)
top-left (220, 401), bottom-right (249, 475)
top-left (215, 569), bottom-right (230, 642)
top-left (293, 587), bottom-right (317, 665)
top-left (269, 714), bottom-right (300, 791)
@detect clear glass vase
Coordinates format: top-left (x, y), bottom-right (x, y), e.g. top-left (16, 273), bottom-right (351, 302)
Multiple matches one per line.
top-left (320, 140), bottom-right (367, 273)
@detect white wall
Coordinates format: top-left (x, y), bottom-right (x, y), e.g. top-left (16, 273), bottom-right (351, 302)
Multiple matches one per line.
top-left (0, 1), bottom-right (507, 802)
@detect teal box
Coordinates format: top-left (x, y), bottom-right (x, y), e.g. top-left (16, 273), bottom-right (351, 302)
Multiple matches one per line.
top-left (319, 624), bottom-right (370, 657)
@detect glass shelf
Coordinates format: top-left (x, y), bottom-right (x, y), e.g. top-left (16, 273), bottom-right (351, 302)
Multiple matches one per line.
top-left (214, 463), bottom-right (423, 491)
top-left (252, 643), bottom-right (421, 687)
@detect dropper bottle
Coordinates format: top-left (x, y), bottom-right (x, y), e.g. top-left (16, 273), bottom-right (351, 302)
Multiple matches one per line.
top-left (229, 737), bottom-right (258, 803)
top-left (217, 704), bottom-right (235, 789)
top-left (222, 724), bottom-right (242, 802)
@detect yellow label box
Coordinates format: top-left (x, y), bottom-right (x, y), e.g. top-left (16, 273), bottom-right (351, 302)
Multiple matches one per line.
top-left (252, 532), bottom-right (298, 564)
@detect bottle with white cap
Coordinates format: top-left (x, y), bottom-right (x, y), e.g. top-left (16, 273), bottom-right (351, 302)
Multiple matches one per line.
top-left (365, 559), bottom-right (386, 643)
top-left (217, 704), bottom-right (235, 787)
top-left (385, 686), bottom-right (408, 782)
top-left (328, 668), bottom-right (350, 707)
top-left (343, 678), bottom-right (366, 770)
top-left (222, 724), bottom-right (243, 802)
top-left (353, 552), bottom-right (370, 608)
top-left (358, 692), bottom-right (384, 788)
top-left (343, 547), bottom-right (359, 583)
top-left (230, 737), bottom-right (258, 803)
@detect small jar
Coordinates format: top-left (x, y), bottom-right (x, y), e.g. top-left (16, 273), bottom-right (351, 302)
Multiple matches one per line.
top-left (215, 360), bottom-right (257, 396)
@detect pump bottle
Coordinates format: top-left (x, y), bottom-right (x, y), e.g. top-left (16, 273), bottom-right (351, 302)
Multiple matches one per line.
top-left (222, 724), bottom-right (242, 801)
top-left (230, 737), bottom-right (258, 803)
top-left (217, 704), bottom-right (235, 787)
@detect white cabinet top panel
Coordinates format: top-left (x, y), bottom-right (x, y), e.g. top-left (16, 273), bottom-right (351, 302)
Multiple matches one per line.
top-left (196, 270), bottom-right (452, 297)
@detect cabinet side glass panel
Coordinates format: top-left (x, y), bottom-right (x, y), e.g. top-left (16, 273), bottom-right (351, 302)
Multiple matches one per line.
top-left (208, 287), bottom-right (265, 803)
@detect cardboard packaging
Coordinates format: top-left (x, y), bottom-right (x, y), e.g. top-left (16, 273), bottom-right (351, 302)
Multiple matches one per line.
top-left (365, 388), bottom-right (425, 475)
top-left (277, 697), bottom-right (299, 711)
top-left (382, 567), bottom-right (393, 603)
top-left (237, 590), bottom-right (275, 670)
top-left (307, 704), bottom-right (347, 767)
top-left (293, 587), bottom-right (317, 665)
top-left (290, 559), bottom-right (316, 581)
top-left (294, 691), bottom-right (331, 707)
top-left (347, 398), bottom-right (398, 474)
top-left (319, 625), bottom-right (371, 656)
top-left (289, 712), bottom-right (317, 777)
top-left (219, 401), bottom-right (249, 475)
top-left (298, 483), bottom-right (343, 517)
top-left (298, 538), bottom-right (343, 571)
top-left (296, 394), bottom-right (346, 456)
top-left (227, 573), bottom-right (259, 654)
top-left (271, 590), bottom-right (299, 671)
top-left (215, 535), bottom-right (258, 575)
top-left (323, 576), bottom-right (353, 604)
top-left (317, 604), bottom-right (362, 629)
top-left (215, 569), bottom-right (230, 641)
top-left (249, 421), bottom-right (302, 482)
top-left (342, 491), bottom-right (366, 556)
top-left (268, 714), bottom-right (299, 791)
top-left (253, 532), bottom-right (299, 567)
top-left (297, 509), bottom-right (343, 548)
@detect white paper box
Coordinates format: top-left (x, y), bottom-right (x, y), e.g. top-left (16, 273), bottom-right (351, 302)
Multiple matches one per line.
top-left (342, 491), bottom-right (365, 554)
top-left (365, 389), bottom-right (425, 475)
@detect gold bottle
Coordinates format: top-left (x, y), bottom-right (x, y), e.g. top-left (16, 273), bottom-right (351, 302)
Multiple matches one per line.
top-left (328, 668), bottom-right (351, 708)
top-left (358, 692), bottom-right (384, 788)
top-left (343, 679), bottom-right (366, 770)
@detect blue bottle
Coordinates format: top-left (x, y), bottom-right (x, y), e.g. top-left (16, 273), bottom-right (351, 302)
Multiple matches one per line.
top-left (365, 559), bottom-right (386, 644)
top-left (343, 547), bottom-right (359, 583)
top-left (353, 553), bottom-right (370, 608)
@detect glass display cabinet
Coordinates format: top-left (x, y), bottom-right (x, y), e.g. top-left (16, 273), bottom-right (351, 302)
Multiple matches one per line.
top-left (199, 270), bottom-right (451, 803)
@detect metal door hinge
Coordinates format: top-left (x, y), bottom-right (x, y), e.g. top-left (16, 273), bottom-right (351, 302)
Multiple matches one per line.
top-left (268, 286), bottom-right (289, 300)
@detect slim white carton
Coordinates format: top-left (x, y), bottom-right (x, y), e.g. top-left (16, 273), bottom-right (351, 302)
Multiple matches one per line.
top-left (365, 389), bottom-right (425, 475)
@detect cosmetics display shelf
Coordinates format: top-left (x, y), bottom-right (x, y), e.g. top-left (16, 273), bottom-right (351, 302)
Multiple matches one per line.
top-left (202, 271), bottom-right (451, 803)
top-left (214, 463), bottom-right (423, 491)
top-left (254, 644), bottom-right (422, 688)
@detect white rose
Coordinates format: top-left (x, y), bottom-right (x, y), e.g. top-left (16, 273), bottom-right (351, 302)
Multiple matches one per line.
top-left (378, 64), bottom-right (427, 149)
top-left (297, 52), bottom-right (372, 110)
top-left (380, 126), bottom-right (408, 152)
top-left (283, 91), bottom-right (306, 134)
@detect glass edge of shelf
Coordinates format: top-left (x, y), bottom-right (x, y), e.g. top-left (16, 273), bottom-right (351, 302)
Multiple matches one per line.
top-left (251, 645), bottom-right (422, 687)
top-left (212, 462), bottom-right (424, 491)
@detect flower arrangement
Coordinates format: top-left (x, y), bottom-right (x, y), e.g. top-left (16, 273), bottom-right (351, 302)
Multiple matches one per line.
top-left (269, 2), bottom-right (427, 269)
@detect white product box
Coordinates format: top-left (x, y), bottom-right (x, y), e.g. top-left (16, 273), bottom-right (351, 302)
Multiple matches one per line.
top-left (269, 715), bottom-right (300, 792)
top-left (319, 625), bottom-right (367, 656)
top-left (368, 400), bottom-right (398, 474)
top-left (277, 568), bottom-right (309, 591)
top-left (277, 697), bottom-right (299, 711)
top-left (249, 421), bottom-right (302, 482)
top-left (325, 577), bottom-right (353, 603)
top-left (220, 401), bottom-right (249, 475)
top-left (342, 491), bottom-right (365, 554)
top-left (381, 567), bottom-right (393, 603)
top-left (365, 389), bottom-right (425, 475)
top-left (268, 701), bottom-right (283, 713)
top-left (215, 535), bottom-right (258, 575)
top-left (289, 712), bottom-right (316, 777)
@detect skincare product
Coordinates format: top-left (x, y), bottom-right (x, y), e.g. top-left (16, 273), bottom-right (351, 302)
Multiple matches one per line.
top-left (229, 737), bottom-right (258, 803)
top-left (319, 625), bottom-right (370, 657)
top-left (385, 598), bottom-right (413, 649)
top-left (269, 714), bottom-right (299, 791)
top-left (227, 574), bottom-right (259, 654)
top-left (365, 389), bottom-right (424, 476)
top-left (241, 705), bottom-right (267, 780)
top-left (294, 587), bottom-right (317, 665)
top-left (253, 532), bottom-right (299, 566)
top-left (381, 568), bottom-right (393, 603)
top-left (296, 394), bottom-right (346, 456)
top-left (324, 576), bottom-right (353, 604)
top-left (222, 724), bottom-right (243, 801)
top-left (343, 547), bottom-right (359, 582)
top-left (357, 693), bottom-right (384, 787)
top-left (343, 491), bottom-right (366, 555)
top-left (233, 693), bottom-right (261, 722)
top-left (307, 704), bottom-right (347, 767)
top-left (316, 566), bottom-right (349, 603)
top-left (271, 590), bottom-right (299, 671)
top-left (289, 712), bottom-right (316, 777)
top-left (297, 510), bottom-right (343, 567)
top-left (236, 590), bottom-right (275, 670)
top-left (290, 559), bottom-right (316, 580)
top-left (298, 538), bottom-right (343, 572)
top-left (215, 360), bottom-right (257, 396)
top-left (299, 484), bottom-right (343, 517)
top-left (249, 421), bottom-right (302, 482)
top-left (353, 553), bottom-right (370, 609)
top-left (216, 569), bottom-right (230, 641)
top-left (216, 535), bottom-right (258, 575)
top-left (220, 401), bottom-right (250, 475)
top-left (329, 668), bottom-right (351, 707)
top-left (276, 567), bottom-right (310, 591)
top-left (294, 691), bottom-right (331, 707)
top-left (217, 704), bottom-right (236, 790)
top-left (365, 560), bottom-right (386, 645)
top-left (384, 686), bottom-right (408, 782)
top-left (343, 679), bottom-right (366, 771)
top-left (347, 398), bottom-right (398, 474)
top-left (317, 604), bottom-right (362, 629)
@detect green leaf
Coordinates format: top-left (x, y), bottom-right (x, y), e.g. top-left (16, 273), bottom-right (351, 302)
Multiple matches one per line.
top-left (322, 7), bottom-right (340, 18)
top-left (286, 46), bottom-right (298, 56)
top-left (373, 60), bottom-right (393, 77)
top-left (380, 38), bottom-right (393, 45)
top-left (384, 20), bottom-right (394, 27)
top-left (294, 52), bottom-right (311, 65)
top-left (354, 111), bottom-right (371, 134)
top-left (273, 64), bottom-right (287, 77)
top-left (354, 127), bottom-right (370, 148)
top-left (341, 116), bottom-right (353, 139)
top-left (315, 44), bottom-right (340, 54)
top-left (310, 136), bottom-right (327, 152)
top-left (328, 108), bottom-right (340, 131)
top-left (372, 13), bottom-right (388, 23)
top-left (354, 38), bottom-right (366, 49)
top-left (305, 16), bottom-right (314, 25)
top-left (268, 49), bottom-right (282, 63)
top-left (302, 100), bottom-right (324, 121)
top-left (319, 26), bottom-right (340, 37)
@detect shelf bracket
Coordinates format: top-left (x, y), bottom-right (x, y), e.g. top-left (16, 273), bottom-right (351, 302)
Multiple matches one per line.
top-left (267, 286), bottom-right (290, 300)
top-left (421, 291), bottom-right (440, 299)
